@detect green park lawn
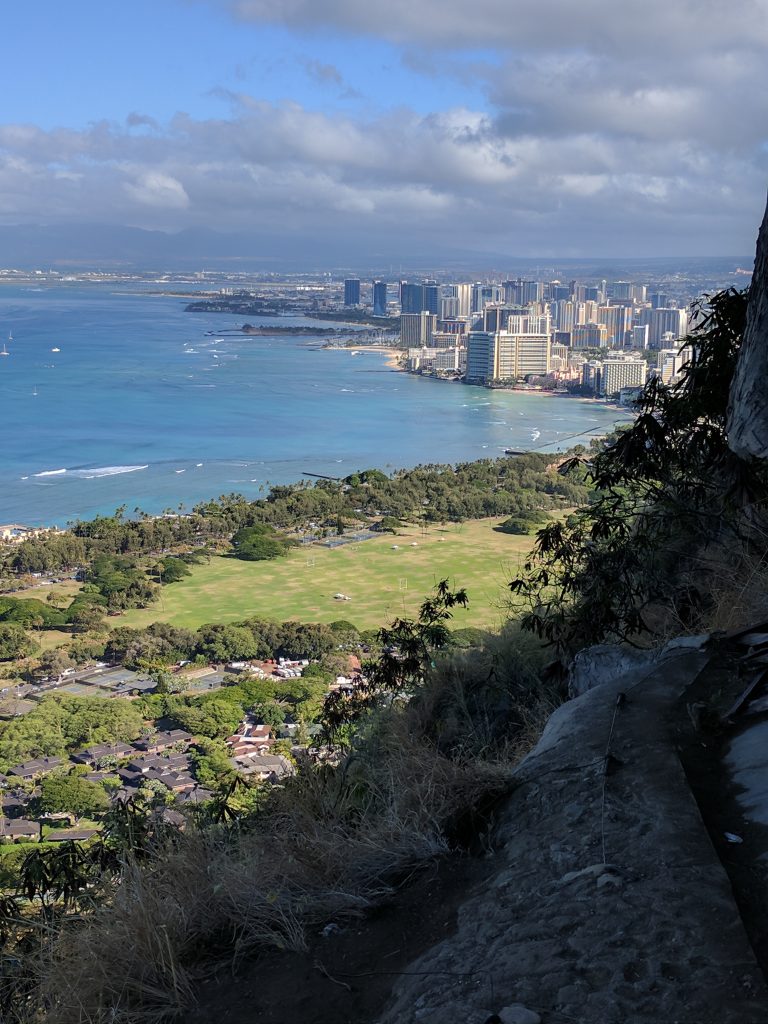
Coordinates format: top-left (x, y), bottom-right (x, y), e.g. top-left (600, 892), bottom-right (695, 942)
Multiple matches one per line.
top-left (117, 518), bottom-right (535, 633)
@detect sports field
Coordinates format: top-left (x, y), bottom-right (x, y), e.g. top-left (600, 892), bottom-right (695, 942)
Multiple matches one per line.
top-left (117, 518), bottom-right (535, 632)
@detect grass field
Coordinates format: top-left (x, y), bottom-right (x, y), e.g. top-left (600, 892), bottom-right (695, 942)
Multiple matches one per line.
top-left (116, 518), bottom-right (534, 632)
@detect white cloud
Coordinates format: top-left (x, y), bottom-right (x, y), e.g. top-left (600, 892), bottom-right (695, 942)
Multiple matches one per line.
top-left (0, 96), bottom-right (761, 254)
top-left (124, 172), bottom-right (190, 209)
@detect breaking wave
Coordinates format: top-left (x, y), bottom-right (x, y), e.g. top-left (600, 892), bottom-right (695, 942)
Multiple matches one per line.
top-left (33, 465), bottom-right (149, 480)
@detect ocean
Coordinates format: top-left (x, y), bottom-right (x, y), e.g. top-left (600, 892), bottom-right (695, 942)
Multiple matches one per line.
top-left (0, 285), bottom-right (630, 526)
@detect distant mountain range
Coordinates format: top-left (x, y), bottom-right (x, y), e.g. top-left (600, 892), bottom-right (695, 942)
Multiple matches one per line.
top-left (0, 222), bottom-right (750, 278)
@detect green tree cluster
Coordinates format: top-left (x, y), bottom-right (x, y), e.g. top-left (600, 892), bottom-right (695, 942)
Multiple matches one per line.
top-left (230, 524), bottom-right (291, 561)
top-left (0, 697), bottom-right (143, 770)
top-left (39, 771), bottom-right (109, 820)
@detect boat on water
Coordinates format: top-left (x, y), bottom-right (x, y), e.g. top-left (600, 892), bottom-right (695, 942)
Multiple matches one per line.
top-left (51, 347), bottom-right (60, 353)
top-left (0, 344), bottom-right (8, 356)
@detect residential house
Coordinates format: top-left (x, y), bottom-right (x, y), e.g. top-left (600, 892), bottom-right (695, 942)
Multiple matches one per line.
top-left (231, 754), bottom-right (293, 782)
top-left (176, 787), bottom-right (214, 805)
top-left (0, 817), bottom-right (40, 843)
top-left (71, 742), bottom-right (134, 765)
top-left (47, 828), bottom-right (99, 843)
top-left (7, 757), bottom-right (63, 779)
top-left (132, 730), bottom-right (193, 754)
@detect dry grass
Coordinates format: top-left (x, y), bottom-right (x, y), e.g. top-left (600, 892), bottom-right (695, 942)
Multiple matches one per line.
top-left (33, 740), bottom-right (514, 1023)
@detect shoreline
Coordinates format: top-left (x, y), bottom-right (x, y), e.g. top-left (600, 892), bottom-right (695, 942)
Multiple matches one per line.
top-left (341, 344), bottom-right (404, 369)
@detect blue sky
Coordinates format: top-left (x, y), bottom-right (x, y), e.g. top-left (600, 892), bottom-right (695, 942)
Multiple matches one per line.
top-left (4, 1), bottom-right (489, 126)
top-left (0, 0), bottom-right (766, 259)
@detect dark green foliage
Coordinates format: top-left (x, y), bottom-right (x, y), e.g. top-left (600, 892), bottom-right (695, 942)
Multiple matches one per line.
top-left (35, 646), bottom-right (76, 679)
top-left (0, 697), bottom-right (143, 770)
top-left (0, 595), bottom-right (68, 628)
top-left (231, 524), bottom-right (290, 561)
top-left (39, 772), bottom-right (109, 819)
top-left (510, 288), bottom-right (767, 651)
top-left (104, 621), bottom-right (198, 668)
top-left (498, 510), bottom-right (551, 535)
top-left (196, 623), bottom-right (264, 662)
top-left (156, 557), bottom-right (192, 584)
top-left (167, 697), bottom-right (242, 738)
top-left (377, 515), bottom-right (402, 533)
top-left (0, 622), bottom-right (36, 660)
top-left (250, 700), bottom-right (286, 730)
top-left (86, 554), bottom-right (159, 611)
top-left (328, 619), bottom-right (360, 645)
top-left (276, 621), bottom-right (335, 660)
top-left (449, 626), bottom-right (491, 649)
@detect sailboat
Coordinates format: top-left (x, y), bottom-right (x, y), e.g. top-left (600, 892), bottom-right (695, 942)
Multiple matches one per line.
top-left (32, 384), bottom-right (38, 397)
top-left (0, 343), bottom-right (9, 356)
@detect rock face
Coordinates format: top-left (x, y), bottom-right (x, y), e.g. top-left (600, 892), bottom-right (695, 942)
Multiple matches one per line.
top-left (378, 644), bottom-right (767, 1024)
top-left (728, 191), bottom-right (768, 459)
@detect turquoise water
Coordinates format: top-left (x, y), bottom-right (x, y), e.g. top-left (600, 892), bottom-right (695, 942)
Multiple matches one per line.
top-left (0, 285), bottom-right (630, 526)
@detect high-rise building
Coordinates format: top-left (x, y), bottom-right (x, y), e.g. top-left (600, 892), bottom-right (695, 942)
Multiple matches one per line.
top-left (466, 331), bottom-right (496, 383)
top-left (597, 305), bottom-right (632, 347)
top-left (650, 292), bottom-right (669, 310)
top-left (631, 324), bottom-right (649, 350)
top-left (441, 296), bottom-right (460, 319)
top-left (471, 283), bottom-right (501, 313)
top-left (400, 282), bottom-right (424, 314)
top-left (344, 279), bottom-right (361, 306)
top-left (400, 311), bottom-right (437, 346)
top-left (583, 300), bottom-right (600, 324)
top-left (608, 281), bottom-right (633, 300)
top-left (437, 318), bottom-right (470, 338)
top-left (552, 300), bottom-right (575, 332)
top-left (649, 307), bottom-right (687, 348)
top-left (465, 330), bottom-right (550, 383)
top-left (455, 283), bottom-right (473, 318)
top-left (582, 360), bottom-right (603, 393)
top-left (601, 358), bottom-right (647, 397)
top-left (482, 304), bottom-right (531, 332)
top-left (656, 345), bottom-right (692, 384)
top-left (372, 281), bottom-right (387, 317)
top-left (502, 280), bottom-right (521, 304)
top-left (407, 346), bottom-right (465, 373)
top-left (423, 281), bottom-right (439, 315)
top-left (573, 324), bottom-right (608, 348)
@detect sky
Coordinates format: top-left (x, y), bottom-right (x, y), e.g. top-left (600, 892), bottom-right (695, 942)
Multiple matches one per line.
top-left (0, 0), bottom-right (766, 260)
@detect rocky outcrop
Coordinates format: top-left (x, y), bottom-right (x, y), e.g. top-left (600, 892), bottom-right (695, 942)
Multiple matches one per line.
top-left (728, 191), bottom-right (768, 459)
top-left (379, 643), bottom-right (767, 1024)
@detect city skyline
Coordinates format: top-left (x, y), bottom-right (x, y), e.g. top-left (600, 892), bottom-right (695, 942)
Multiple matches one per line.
top-left (1, 1), bottom-right (766, 262)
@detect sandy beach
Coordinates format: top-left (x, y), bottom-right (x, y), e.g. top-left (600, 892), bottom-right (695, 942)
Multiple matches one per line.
top-left (346, 345), bottom-right (404, 368)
